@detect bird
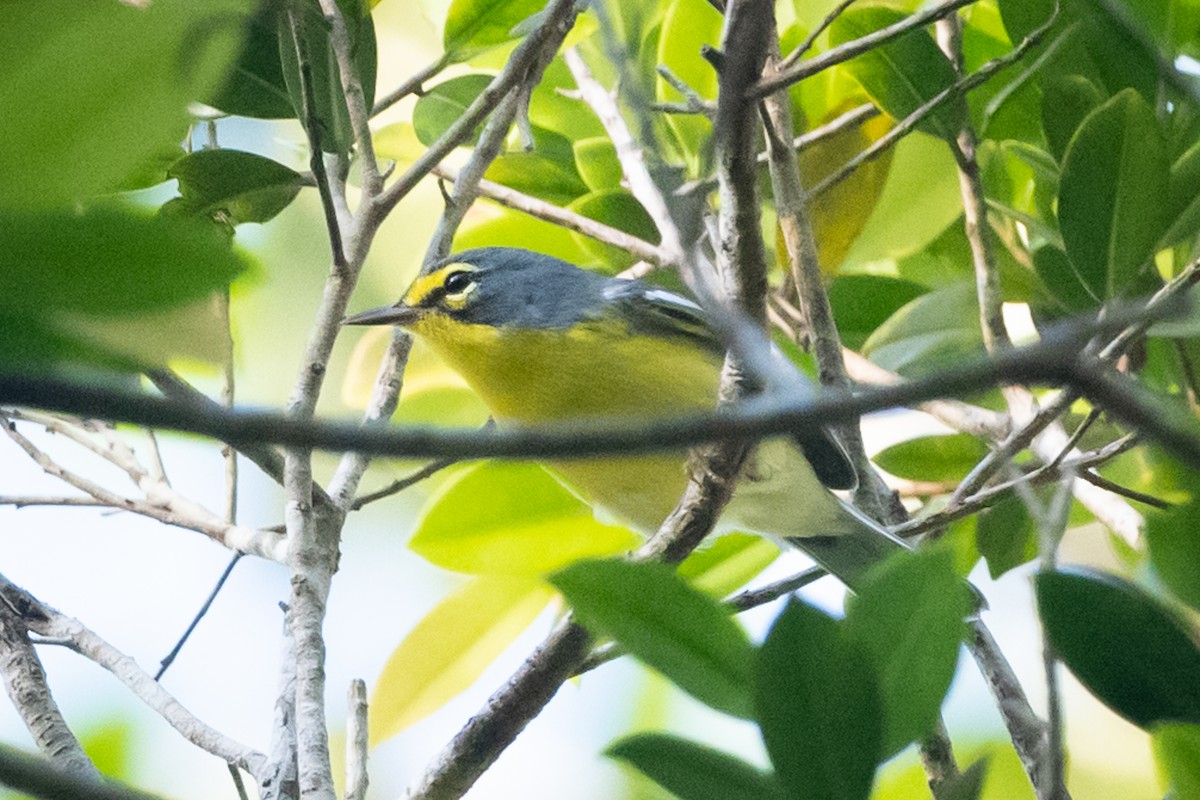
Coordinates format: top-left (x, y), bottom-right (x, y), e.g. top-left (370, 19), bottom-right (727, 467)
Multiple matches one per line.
top-left (344, 246), bottom-right (908, 589)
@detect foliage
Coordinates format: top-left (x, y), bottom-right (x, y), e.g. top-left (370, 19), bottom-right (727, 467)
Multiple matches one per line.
top-left (4, 0), bottom-right (1200, 798)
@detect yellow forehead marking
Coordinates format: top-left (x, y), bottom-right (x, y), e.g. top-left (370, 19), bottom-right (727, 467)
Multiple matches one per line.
top-left (402, 263), bottom-right (477, 307)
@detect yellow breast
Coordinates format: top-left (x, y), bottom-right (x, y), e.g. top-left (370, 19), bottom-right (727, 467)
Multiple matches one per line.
top-left (411, 314), bottom-right (721, 532)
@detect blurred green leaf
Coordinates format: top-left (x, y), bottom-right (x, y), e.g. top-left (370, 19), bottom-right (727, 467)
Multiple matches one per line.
top-left (1037, 568), bottom-right (1200, 728)
top-left (567, 190), bottom-right (660, 270)
top-left (1041, 74), bottom-right (1105, 163)
top-left (677, 534), bottom-right (780, 598)
top-left (410, 462), bottom-right (637, 575)
top-left (843, 550), bottom-right (970, 757)
top-left (370, 576), bottom-right (553, 742)
top-left (657, 0), bottom-right (721, 172)
top-left (826, 275), bottom-right (927, 351)
top-left (277, 0), bottom-right (377, 154)
top-left (80, 721), bottom-right (133, 781)
top-left (0, 0), bottom-right (252, 208)
top-left (874, 434), bottom-right (989, 484)
top-left (1032, 246), bottom-right (1100, 312)
top-left (607, 733), bottom-right (784, 800)
top-left (165, 150), bottom-right (305, 225)
top-left (1162, 136), bottom-right (1200, 249)
top-left (529, 57), bottom-right (607, 140)
top-left (486, 127), bottom-right (589, 205)
top-left (1147, 503), bottom-right (1200, 610)
top-left (976, 496), bottom-right (1038, 580)
top-left (0, 205), bottom-right (245, 318)
top-left (1153, 722), bottom-right (1200, 800)
top-left (551, 559), bottom-right (756, 719)
top-left (453, 207), bottom-right (599, 268)
top-left (829, 7), bottom-right (959, 141)
top-left (574, 137), bottom-right (624, 191)
top-left (756, 599), bottom-right (882, 800)
top-left (842, 133), bottom-right (963, 268)
top-left (412, 74), bottom-right (493, 146)
top-left (862, 282), bottom-right (984, 377)
top-left (1058, 91), bottom-right (1168, 299)
top-left (205, 6), bottom-right (295, 118)
top-left (443, 0), bottom-right (546, 61)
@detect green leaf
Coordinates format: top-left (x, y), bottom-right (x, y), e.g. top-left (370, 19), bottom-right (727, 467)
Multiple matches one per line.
top-left (443, 0), bottom-right (546, 61)
top-left (0, 0), bottom-right (252, 208)
top-left (843, 550), bottom-right (970, 758)
top-left (1036, 568), bottom-right (1200, 728)
top-left (842, 133), bottom-right (963, 268)
top-left (0, 206), bottom-right (245, 318)
top-left (826, 276), bottom-right (927, 352)
top-left (1041, 74), bottom-right (1105, 163)
top-left (657, 0), bottom-right (722, 172)
top-left (409, 462), bottom-right (637, 576)
top-left (551, 559), bottom-right (756, 719)
top-left (874, 434), bottom-right (989, 484)
top-left (1147, 503), bottom-right (1200, 610)
top-left (165, 150), bottom-right (305, 225)
top-left (1153, 723), bottom-right (1200, 800)
top-left (1161, 135), bottom-right (1200, 249)
top-left (1057, 89), bottom-right (1169, 300)
top-left (607, 733), bottom-right (784, 800)
top-left (976, 496), bottom-right (1038, 580)
top-left (756, 600), bottom-right (882, 800)
top-left (412, 74), bottom-right (494, 146)
top-left (573, 137), bottom-right (625, 191)
top-left (677, 534), bottom-right (780, 598)
top-left (861, 282), bottom-right (985, 377)
top-left (829, 7), bottom-right (959, 141)
top-left (453, 207), bottom-right (598, 268)
top-left (204, 7), bottom-right (295, 118)
top-left (277, 0), bottom-right (377, 154)
top-left (486, 127), bottom-right (589, 205)
top-left (1032, 246), bottom-right (1100, 312)
top-left (370, 576), bottom-right (553, 742)
top-left (567, 190), bottom-right (661, 270)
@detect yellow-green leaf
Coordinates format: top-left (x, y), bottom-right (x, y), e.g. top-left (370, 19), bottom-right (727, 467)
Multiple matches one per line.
top-left (409, 462), bottom-right (639, 575)
top-left (370, 576), bottom-right (554, 741)
top-left (677, 534), bottom-right (780, 597)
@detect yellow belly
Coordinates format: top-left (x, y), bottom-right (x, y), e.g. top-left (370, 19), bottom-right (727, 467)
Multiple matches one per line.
top-left (411, 315), bottom-right (851, 538)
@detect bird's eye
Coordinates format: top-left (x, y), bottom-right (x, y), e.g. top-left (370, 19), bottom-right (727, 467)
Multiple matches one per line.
top-left (443, 271), bottom-right (475, 295)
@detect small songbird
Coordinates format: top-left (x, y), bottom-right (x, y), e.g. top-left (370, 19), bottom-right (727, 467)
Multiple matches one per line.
top-left (345, 247), bottom-right (907, 589)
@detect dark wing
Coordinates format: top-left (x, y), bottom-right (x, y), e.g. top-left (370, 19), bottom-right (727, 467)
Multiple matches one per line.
top-left (601, 279), bottom-right (725, 356)
top-left (601, 278), bottom-right (858, 491)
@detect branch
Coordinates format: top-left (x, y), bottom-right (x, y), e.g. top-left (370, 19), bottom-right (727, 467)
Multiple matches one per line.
top-left (369, 0), bottom-right (581, 229)
top-left (0, 414), bottom-right (286, 561)
top-left (431, 164), bottom-right (672, 267)
top-left (810, 15), bottom-right (1066, 199)
top-left (371, 56), bottom-right (448, 117)
top-left (344, 680), bottom-right (369, 800)
top-left (749, 0), bottom-right (979, 98)
top-left (0, 576), bottom-right (267, 780)
top-left (0, 307), bottom-right (1192, 464)
top-left (0, 599), bottom-right (96, 778)
top-left (0, 742), bottom-right (162, 800)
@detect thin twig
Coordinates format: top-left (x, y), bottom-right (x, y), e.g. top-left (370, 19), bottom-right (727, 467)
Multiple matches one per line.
top-left (0, 576), bottom-right (267, 780)
top-left (431, 164), bottom-right (672, 267)
top-left (154, 554), bottom-right (244, 681)
top-left (351, 457), bottom-right (457, 509)
top-left (371, 56), bottom-right (448, 117)
top-left (810, 14), bottom-right (1065, 199)
top-left (750, 0), bottom-right (980, 97)
top-left (779, 0), bottom-right (859, 68)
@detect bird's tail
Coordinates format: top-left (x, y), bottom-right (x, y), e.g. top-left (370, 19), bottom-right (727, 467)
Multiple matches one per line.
top-left (784, 500), bottom-right (910, 592)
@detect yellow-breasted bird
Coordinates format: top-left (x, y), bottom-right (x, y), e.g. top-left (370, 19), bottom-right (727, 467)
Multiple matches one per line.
top-left (345, 247), bottom-right (907, 589)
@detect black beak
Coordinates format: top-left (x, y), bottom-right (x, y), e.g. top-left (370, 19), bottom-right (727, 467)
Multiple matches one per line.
top-left (342, 304), bottom-right (423, 327)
